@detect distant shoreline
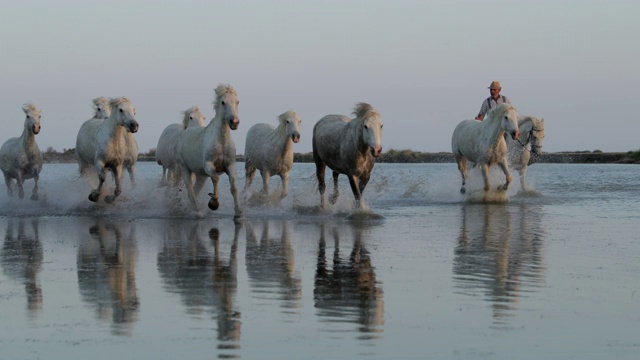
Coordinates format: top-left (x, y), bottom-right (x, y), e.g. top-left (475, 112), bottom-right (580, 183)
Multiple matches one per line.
top-left (43, 150), bottom-right (640, 164)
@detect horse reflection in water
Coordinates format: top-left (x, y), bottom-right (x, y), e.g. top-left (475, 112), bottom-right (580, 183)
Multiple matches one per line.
top-left (314, 221), bottom-right (384, 338)
top-left (245, 220), bottom-right (302, 312)
top-left (76, 220), bottom-right (139, 336)
top-left (453, 204), bottom-right (546, 327)
top-left (157, 220), bottom-right (242, 354)
top-left (1, 218), bottom-right (43, 317)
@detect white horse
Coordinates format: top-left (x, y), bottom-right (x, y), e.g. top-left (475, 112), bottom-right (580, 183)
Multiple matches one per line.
top-left (451, 103), bottom-right (520, 195)
top-left (155, 106), bottom-right (206, 186)
top-left (0, 103), bottom-right (43, 200)
top-left (75, 97), bottom-right (139, 203)
top-left (507, 115), bottom-right (545, 191)
top-left (174, 84), bottom-right (242, 218)
top-left (90, 97), bottom-right (138, 186)
top-left (123, 126), bottom-right (138, 187)
top-left (243, 110), bottom-right (301, 199)
top-left (312, 103), bottom-right (383, 209)
top-left (92, 97), bottom-right (111, 120)
top-left (77, 97), bottom-right (111, 177)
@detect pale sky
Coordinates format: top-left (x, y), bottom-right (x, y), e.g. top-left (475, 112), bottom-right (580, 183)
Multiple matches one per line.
top-left (1, 0), bottom-right (639, 154)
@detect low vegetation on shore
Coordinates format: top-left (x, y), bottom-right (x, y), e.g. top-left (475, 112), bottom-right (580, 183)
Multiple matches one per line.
top-left (42, 147), bottom-right (640, 164)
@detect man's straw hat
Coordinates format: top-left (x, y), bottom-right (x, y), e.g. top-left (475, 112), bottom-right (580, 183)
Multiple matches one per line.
top-left (488, 81), bottom-right (501, 89)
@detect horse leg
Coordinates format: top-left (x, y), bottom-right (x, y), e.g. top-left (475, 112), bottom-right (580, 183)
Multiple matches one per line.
top-left (4, 174), bottom-right (13, 197)
top-left (159, 166), bottom-right (168, 187)
top-left (244, 162), bottom-right (256, 192)
top-left (16, 174), bottom-right (25, 199)
top-left (359, 173), bottom-right (370, 193)
top-left (314, 158), bottom-right (327, 209)
top-left (181, 168), bottom-right (199, 211)
top-left (280, 172), bottom-right (289, 199)
top-left (329, 171), bottom-right (340, 205)
top-left (89, 167), bottom-right (106, 202)
top-left (170, 167), bottom-right (183, 187)
top-left (347, 175), bottom-right (363, 208)
top-left (497, 160), bottom-right (512, 191)
top-left (481, 164), bottom-right (491, 192)
top-left (260, 170), bottom-right (270, 195)
top-left (194, 176), bottom-right (207, 196)
top-left (226, 164), bottom-right (243, 218)
top-left (128, 165), bottom-right (136, 188)
top-left (104, 165), bottom-right (123, 203)
top-left (519, 165), bottom-right (528, 191)
top-left (207, 173), bottom-right (220, 211)
top-left (30, 173), bottom-right (39, 201)
top-left (455, 155), bottom-right (468, 194)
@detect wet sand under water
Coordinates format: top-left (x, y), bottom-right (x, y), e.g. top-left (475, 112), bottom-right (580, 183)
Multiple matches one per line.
top-left (0, 162), bottom-right (639, 359)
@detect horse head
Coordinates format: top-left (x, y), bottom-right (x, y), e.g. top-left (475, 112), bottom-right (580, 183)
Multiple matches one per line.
top-left (280, 110), bottom-right (301, 143)
top-left (182, 106), bottom-right (206, 129)
top-left (22, 103), bottom-right (41, 135)
top-left (529, 118), bottom-right (545, 155)
top-left (92, 97), bottom-right (111, 120)
top-left (496, 104), bottom-right (519, 140)
top-left (214, 84), bottom-right (240, 130)
top-left (110, 97), bottom-right (138, 133)
top-left (354, 103), bottom-right (383, 157)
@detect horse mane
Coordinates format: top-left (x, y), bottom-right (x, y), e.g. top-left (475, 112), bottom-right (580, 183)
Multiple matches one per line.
top-left (22, 103), bottom-right (40, 116)
top-left (93, 97), bottom-right (108, 106)
top-left (518, 115), bottom-right (544, 130)
top-left (182, 106), bottom-right (201, 129)
top-left (212, 84), bottom-right (236, 113)
top-left (278, 110), bottom-right (297, 124)
top-left (487, 103), bottom-right (516, 120)
top-left (529, 116), bottom-right (544, 130)
top-left (352, 102), bottom-right (379, 120)
top-left (109, 97), bottom-right (131, 109)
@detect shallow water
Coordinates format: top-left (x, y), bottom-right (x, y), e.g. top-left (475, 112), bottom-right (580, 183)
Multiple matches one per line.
top-left (1, 162), bottom-right (639, 359)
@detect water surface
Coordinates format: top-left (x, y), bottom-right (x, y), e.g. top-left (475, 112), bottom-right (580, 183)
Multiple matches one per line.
top-left (1, 162), bottom-right (638, 359)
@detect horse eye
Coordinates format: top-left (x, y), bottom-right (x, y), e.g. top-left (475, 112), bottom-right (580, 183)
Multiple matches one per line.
top-left (381, 124), bottom-right (384, 129)
top-left (189, 116), bottom-right (193, 119)
top-left (221, 101), bottom-right (226, 105)
top-left (364, 125), bottom-right (369, 129)
top-left (26, 115), bottom-right (30, 119)
top-left (119, 108), bottom-right (124, 113)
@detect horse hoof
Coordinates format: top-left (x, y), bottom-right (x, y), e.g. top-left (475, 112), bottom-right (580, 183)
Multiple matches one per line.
top-left (329, 195), bottom-right (338, 205)
top-left (104, 195), bottom-right (116, 204)
top-left (88, 192), bottom-right (100, 202)
top-left (460, 187), bottom-right (466, 194)
top-left (31, 194), bottom-right (38, 201)
top-left (208, 198), bottom-right (219, 210)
